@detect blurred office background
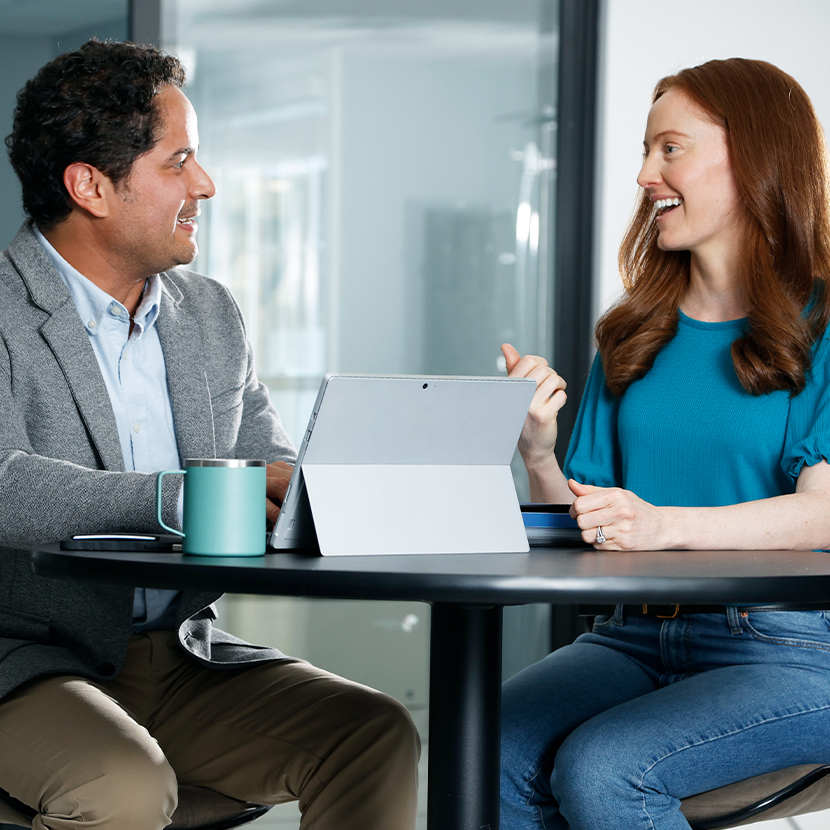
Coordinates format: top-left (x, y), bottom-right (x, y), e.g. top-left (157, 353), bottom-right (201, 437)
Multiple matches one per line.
top-left (2, 2), bottom-right (830, 828)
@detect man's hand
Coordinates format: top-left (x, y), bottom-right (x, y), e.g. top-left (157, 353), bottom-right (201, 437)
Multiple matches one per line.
top-left (266, 461), bottom-right (294, 528)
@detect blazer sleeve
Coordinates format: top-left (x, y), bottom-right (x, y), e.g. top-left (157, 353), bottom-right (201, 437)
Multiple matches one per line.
top-left (0, 341), bottom-right (181, 548)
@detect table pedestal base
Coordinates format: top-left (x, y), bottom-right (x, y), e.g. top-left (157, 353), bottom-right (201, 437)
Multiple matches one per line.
top-left (427, 603), bottom-right (503, 829)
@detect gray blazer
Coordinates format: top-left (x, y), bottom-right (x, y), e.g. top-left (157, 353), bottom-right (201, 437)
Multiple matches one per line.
top-left (0, 223), bottom-right (297, 700)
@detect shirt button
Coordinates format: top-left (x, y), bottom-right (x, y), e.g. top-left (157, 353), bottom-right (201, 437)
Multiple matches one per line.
top-left (109, 303), bottom-right (123, 317)
top-left (88, 319), bottom-right (96, 329)
top-left (133, 422), bottom-right (141, 433)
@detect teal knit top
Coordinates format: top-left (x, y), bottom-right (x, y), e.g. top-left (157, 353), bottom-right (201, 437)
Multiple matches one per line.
top-left (564, 310), bottom-right (830, 506)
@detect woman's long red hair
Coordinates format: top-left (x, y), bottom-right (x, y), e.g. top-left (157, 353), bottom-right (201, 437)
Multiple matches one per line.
top-left (597, 58), bottom-right (830, 397)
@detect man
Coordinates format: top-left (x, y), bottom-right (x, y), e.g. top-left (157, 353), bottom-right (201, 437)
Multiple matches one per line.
top-left (0, 39), bottom-right (419, 830)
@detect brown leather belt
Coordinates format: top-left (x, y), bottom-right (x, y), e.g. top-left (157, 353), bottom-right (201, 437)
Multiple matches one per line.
top-left (578, 603), bottom-right (830, 619)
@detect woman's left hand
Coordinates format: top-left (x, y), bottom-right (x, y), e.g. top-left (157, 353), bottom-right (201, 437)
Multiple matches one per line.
top-left (569, 479), bottom-right (670, 550)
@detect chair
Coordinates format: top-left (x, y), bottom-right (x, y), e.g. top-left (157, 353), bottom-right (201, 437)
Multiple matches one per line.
top-left (681, 764), bottom-right (830, 829)
top-left (0, 784), bottom-right (272, 830)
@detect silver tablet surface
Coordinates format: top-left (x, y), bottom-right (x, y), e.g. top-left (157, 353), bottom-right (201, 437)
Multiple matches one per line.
top-left (269, 373), bottom-right (535, 555)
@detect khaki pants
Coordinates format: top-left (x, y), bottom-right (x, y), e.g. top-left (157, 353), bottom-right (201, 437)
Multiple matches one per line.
top-left (0, 632), bottom-right (420, 830)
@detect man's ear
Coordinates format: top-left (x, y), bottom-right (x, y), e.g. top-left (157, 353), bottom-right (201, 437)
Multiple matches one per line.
top-left (62, 162), bottom-right (115, 218)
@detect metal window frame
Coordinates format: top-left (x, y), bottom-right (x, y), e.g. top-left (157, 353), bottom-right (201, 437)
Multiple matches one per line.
top-left (551, 0), bottom-right (601, 469)
top-left (548, 0), bottom-right (601, 652)
top-left (129, 0), bottom-right (162, 46)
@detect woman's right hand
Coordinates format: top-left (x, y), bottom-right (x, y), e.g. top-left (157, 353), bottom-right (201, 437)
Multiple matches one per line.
top-left (502, 343), bottom-right (567, 473)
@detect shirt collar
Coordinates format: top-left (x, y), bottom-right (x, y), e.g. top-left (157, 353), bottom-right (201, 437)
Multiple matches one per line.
top-left (33, 224), bottom-right (161, 336)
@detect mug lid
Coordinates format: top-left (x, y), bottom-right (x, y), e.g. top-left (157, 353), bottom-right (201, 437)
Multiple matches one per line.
top-left (185, 459), bottom-right (267, 468)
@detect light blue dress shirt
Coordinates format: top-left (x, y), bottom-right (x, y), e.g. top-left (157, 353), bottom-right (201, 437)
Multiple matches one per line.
top-left (34, 226), bottom-right (181, 630)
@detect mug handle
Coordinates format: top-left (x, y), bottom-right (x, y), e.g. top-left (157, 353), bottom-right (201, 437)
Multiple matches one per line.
top-left (157, 469), bottom-right (186, 537)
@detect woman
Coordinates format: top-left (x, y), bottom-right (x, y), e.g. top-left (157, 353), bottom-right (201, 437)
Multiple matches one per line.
top-left (500, 58), bottom-right (830, 830)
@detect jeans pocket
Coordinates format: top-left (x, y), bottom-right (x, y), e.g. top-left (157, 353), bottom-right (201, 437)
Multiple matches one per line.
top-left (740, 610), bottom-right (830, 652)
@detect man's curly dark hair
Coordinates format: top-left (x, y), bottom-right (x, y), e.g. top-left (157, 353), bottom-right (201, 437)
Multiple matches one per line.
top-left (6, 39), bottom-right (186, 230)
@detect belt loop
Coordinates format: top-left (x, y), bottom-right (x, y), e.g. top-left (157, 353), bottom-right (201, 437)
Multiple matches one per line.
top-left (726, 606), bottom-right (743, 634)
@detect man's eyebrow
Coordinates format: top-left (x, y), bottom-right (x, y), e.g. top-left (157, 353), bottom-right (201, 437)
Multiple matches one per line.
top-left (168, 146), bottom-right (196, 160)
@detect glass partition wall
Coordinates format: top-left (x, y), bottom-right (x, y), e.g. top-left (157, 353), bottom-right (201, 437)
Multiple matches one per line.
top-left (163, 7), bottom-right (559, 824)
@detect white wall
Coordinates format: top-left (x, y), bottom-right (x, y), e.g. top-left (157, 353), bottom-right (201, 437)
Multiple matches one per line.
top-left (595, 0), bottom-right (830, 317)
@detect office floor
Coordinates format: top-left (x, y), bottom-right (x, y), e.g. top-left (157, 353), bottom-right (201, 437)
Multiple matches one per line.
top-left (751, 817), bottom-right (830, 830)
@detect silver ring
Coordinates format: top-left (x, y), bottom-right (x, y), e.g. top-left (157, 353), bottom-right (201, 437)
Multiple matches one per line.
top-left (595, 526), bottom-right (606, 544)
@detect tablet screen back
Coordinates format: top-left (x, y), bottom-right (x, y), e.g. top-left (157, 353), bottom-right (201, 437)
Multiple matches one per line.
top-left (269, 374), bottom-right (534, 554)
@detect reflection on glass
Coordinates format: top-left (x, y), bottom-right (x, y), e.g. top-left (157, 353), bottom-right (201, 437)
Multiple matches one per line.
top-left (207, 160), bottom-right (327, 379)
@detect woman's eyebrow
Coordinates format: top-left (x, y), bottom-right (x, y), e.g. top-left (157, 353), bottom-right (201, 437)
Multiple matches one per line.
top-left (651, 130), bottom-right (692, 141)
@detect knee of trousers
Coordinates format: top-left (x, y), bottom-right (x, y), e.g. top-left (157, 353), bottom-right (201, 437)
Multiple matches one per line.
top-left (355, 690), bottom-right (421, 765)
top-left (45, 738), bottom-right (178, 830)
top-left (500, 706), bottom-right (558, 801)
top-left (551, 728), bottom-right (642, 823)
top-left (321, 686), bottom-right (421, 780)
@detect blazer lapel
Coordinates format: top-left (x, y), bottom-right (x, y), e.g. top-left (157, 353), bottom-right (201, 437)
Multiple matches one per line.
top-left (156, 275), bottom-right (217, 462)
top-left (8, 225), bottom-right (125, 472)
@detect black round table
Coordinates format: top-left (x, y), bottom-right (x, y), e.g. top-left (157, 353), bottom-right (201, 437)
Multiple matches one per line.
top-left (31, 543), bottom-right (830, 830)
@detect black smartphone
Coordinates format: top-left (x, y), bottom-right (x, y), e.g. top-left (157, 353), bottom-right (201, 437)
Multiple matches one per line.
top-left (60, 533), bottom-right (182, 552)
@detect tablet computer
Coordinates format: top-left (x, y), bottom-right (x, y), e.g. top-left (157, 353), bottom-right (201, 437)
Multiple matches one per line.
top-left (269, 373), bottom-right (535, 555)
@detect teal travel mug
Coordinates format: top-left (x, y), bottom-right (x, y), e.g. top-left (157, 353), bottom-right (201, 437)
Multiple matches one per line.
top-left (156, 459), bottom-right (267, 556)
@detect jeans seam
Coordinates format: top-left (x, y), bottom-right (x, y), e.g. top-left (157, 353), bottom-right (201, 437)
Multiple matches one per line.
top-left (522, 752), bottom-right (557, 830)
top-left (636, 701), bottom-right (830, 827)
top-left (741, 625), bottom-right (830, 652)
top-left (746, 637), bottom-right (830, 651)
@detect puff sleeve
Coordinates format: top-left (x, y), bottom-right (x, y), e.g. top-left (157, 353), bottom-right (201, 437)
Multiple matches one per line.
top-left (782, 324), bottom-right (830, 481)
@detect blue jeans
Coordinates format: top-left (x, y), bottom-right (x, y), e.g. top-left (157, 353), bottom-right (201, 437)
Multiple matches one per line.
top-left (501, 607), bottom-right (830, 829)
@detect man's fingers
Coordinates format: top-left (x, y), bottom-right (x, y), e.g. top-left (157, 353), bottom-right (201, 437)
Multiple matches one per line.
top-left (267, 460), bottom-right (294, 477)
top-left (266, 498), bottom-right (281, 528)
top-left (266, 461), bottom-right (294, 505)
